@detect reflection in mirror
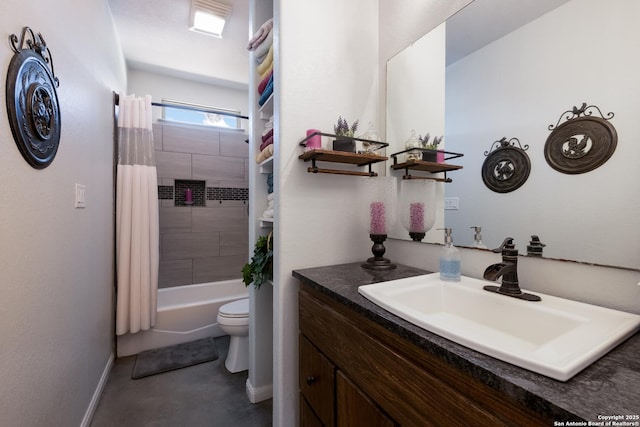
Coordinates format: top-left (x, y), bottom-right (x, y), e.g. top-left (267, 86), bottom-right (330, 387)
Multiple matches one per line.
top-left (386, 22), bottom-right (446, 243)
top-left (386, 0), bottom-right (640, 270)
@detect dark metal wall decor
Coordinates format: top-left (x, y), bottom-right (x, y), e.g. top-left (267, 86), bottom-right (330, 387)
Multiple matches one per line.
top-left (544, 103), bottom-right (616, 174)
top-left (5, 27), bottom-right (61, 169)
top-left (482, 137), bottom-right (531, 193)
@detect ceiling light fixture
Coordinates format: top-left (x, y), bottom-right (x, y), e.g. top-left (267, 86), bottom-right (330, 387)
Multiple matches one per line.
top-left (189, 0), bottom-right (232, 38)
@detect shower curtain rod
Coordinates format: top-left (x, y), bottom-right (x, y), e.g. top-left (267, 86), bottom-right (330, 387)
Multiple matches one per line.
top-left (113, 93), bottom-right (249, 120)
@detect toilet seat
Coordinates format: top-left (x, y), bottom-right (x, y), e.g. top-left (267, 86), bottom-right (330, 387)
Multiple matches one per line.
top-left (218, 298), bottom-right (249, 324)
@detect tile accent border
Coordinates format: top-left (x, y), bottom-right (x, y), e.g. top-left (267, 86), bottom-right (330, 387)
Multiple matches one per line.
top-left (207, 187), bottom-right (249, 201)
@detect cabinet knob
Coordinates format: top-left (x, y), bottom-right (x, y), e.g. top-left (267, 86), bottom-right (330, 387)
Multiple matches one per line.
top-left (306, 375), bottom-right (316, 385)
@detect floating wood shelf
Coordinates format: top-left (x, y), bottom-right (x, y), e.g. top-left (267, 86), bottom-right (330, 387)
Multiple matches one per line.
top-left (391, 159), bottom-right (463, 173)
top-left (299, 149), bottom-right (388, 177)
top-left (390, 148), bottom-right (464, 182)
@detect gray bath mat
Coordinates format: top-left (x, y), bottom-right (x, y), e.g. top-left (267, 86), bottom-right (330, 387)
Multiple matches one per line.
top-left (131, 337), bottom-right (218, 379)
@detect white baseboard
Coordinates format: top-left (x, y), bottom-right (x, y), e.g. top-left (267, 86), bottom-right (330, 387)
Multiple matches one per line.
top-left (245, 378), bottom-right (273, 403)
top-left (80, 353), bottom-right (114, 427)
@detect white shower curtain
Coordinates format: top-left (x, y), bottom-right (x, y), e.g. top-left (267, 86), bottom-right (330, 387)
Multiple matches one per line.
top-left (115, 94), bottom-right (159, 335)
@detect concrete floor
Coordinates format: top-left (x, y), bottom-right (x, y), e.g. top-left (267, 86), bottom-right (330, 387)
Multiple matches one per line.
top-left (91, 336), bottom-right (272, 426)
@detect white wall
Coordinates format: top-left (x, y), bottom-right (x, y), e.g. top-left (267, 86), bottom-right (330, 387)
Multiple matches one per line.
top-left (127, 68), bottom-right (249, 128)
top-left (274, 0), bottom-right (380, 424)
top-left (445, 0), bottom-right (640, 268)
top-left (0, 1), bottom-right (126, 426)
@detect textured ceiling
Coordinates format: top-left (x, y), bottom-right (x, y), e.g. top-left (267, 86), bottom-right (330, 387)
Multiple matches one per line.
top-left (108, 0), bottom-right (249, 89)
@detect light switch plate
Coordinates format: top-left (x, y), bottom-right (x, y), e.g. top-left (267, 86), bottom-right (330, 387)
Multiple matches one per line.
top-left (75, 184), bottom-right (86, 208)
top-left (444, 197), bottom-right (459, 210)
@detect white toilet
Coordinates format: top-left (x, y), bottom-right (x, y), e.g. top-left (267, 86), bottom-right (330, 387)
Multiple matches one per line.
top-left (217, 298), bottom-right (249, 373)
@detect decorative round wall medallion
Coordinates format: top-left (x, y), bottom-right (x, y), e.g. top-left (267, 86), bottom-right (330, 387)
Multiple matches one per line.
top-left (482, 137), bottom-right (531, 193)
top-left (544, 103), bottom-right (616, 174)
top-left (5, 28), bottom-right (61, 169)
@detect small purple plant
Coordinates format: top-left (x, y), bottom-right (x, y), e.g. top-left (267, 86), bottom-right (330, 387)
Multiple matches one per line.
top-left (334, 116), bottom-right (359, 137)
top-left (419, 133), bottom-right (443, 149)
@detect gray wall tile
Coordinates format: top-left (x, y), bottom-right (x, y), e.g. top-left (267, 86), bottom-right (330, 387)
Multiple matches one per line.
top-left (219, 180), bottom-right (248, 189)
top-left (206, 200), bottom-right (248, 208)
top-left (162, 232), bottom-right (220, 260)
top-left (192, 155), bottom-right (246, 181)
top-left (220, 231), bottom-right (249, 256)
top-left (192, 207), bottom-right (248, 232)
top-left (159, 207), bottom-right (192, 234)
top-left (220, 131), bottom-right (249, 158)
top-left (155, 151), bottom-right (192, 179)
top-left (193, 255), bottom-right (246, 283)
top-left (159, 259), bottom-right (192, 288)
top-left (154, 121), bottom-right (251, 287)
top-left (163, 124), bottom-right (220, 155)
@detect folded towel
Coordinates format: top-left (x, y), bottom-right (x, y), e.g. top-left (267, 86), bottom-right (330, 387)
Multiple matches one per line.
top-left (267, 173), bottom-right (273, 193)
top-left (255, 144), bottom-right (274, 163)
top-left (262, 209), bottom-right (274, 218)
top-left (258, 62), bottom-right (273, 83)
top-left (247, 19), bottom-right (273, 51)
top-left (266, 193), bottom-right (274, 202)
top-left (259, 136), bottom-right (273, 152)
top-left (254, 32), bottom-right (273, 60)
top-left (264, 116), bottom-right (274, 130)
top-left (258, 70), bottom-right (273, 95)
top-left (258, 77), bottom-right (273, 106)
top-left (261, 128), bottom-right (273, 142)
top-left (257, 45), bottom-right (273, 75)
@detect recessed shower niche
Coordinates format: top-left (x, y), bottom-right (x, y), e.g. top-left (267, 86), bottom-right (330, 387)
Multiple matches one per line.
top-left (175, 180), bottom-right (205, 207)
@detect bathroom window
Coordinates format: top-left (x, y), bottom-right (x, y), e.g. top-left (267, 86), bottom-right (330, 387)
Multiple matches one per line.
top-left (161, 98), bottom-right (241, 129)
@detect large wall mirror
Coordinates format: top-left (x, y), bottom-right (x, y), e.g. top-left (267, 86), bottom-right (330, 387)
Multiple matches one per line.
top-left (386, 0), bottom-right (640, 270)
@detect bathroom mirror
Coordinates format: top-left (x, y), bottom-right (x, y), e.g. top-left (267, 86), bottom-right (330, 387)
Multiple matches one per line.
top-left (386, 0), bottom-right (640, 270)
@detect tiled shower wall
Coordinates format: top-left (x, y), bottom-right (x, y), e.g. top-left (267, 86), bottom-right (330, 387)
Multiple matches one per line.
top-left (153, 121), bottom-right (249, 288)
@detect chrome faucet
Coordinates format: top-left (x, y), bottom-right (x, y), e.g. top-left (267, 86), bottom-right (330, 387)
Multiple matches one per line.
top-left (483, 237), bottom-right (541, 301)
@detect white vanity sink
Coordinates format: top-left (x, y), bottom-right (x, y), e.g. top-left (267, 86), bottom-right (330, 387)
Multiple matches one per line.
top-left (358, 273), bottom-right (640, 381)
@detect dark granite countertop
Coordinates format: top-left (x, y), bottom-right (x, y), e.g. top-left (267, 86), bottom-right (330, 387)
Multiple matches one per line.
top-left (292, 262), bottom-right (640, 422)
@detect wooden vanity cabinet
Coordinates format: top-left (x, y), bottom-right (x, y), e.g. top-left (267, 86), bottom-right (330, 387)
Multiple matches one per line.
top-left (298, 284), bottom-right (550, 427)
top-left (300, 334), bottom-right (395, 426)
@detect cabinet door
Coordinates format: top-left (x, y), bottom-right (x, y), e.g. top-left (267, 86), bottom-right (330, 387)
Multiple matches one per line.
top-left (299, 334), bottom-right (335, 426)
top-left (300, 396), bottom-right (324, 427)
top-left (336, 371), bottom-right (395, 427)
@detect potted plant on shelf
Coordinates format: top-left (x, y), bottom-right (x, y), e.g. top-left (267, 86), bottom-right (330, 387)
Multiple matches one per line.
top-left (420, 134), bottom-right (444, 162)
top-left (333, 116), bottom-right (359, 152)
top-left (242, 232), bottom-right (273, 289)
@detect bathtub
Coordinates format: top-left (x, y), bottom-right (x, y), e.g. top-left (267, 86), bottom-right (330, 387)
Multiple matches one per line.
top-left (116, 279), bottom-right (249, 357)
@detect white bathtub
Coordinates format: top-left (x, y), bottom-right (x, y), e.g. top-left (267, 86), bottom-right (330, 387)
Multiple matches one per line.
top-left (116, 279), bottom-right (249, 357)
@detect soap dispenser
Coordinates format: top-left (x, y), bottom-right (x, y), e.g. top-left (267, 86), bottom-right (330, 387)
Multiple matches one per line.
top-left (470, 226), bottom-right (488, 249)
top-left (440, 228), bottom-right (461, 282)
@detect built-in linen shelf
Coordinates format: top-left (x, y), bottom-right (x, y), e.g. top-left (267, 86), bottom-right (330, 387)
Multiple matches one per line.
top-left (259, 157), bottom-right (273, 174)
top-left (258, 95), bottom-right (273, 119)
top-left (259, 217), bottom-right (274, 228)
